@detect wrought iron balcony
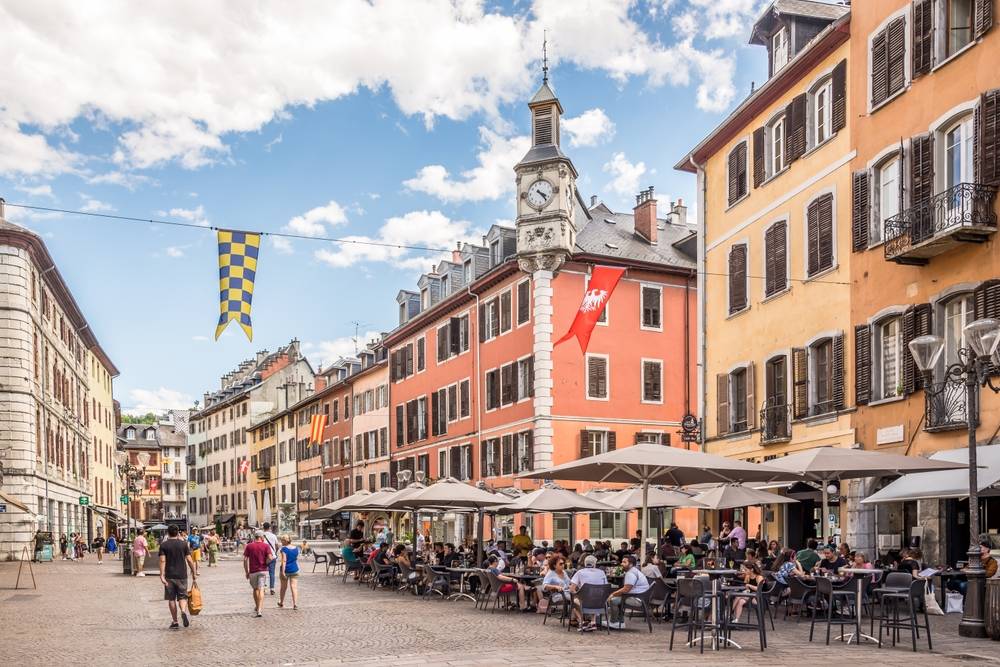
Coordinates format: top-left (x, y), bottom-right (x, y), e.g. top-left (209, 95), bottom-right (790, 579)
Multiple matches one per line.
top-left (256, 468), bottom-right (271, 481)
top-left (185, 453), bottom-right (196, 466)
top-left (760, 401), bottom-right (792, 443)
top-left (885, 182), bottom-right (997, 264)
top-left (924, 379), bottom-right (978, 431)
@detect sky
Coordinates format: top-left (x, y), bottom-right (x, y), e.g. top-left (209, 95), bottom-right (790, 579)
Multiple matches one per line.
top-left (0, 0), bottom-right (774, 414)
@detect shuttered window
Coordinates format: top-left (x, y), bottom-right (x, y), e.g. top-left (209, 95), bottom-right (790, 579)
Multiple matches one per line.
top-left (852, 171), bottom-right (871, 251)
top-left (534, 106), bottom-right (553, 145)
top-left (806, 193), bottom-right (834, 276)
top-left (855, 325), bottom-right (872, 406)
top-left (752, 127), bottom-right (766, 188)
top-left (517, 280), bottom-right (530, 325)
top-left (500, 362), bottom-right (516, 406)
top-left (871, 16), bottom-right (906, 108)
top-left (910, 134), bottom-right (934, 242)
top-left (642, 360), bottom-right (662, 402)
top-left (500, 290), bottom-right (512, 333)
top-left (727, 142), bottom-right (749, 205)
top-left (730, 367), bottom-right (748, 432)
top-left (912, 0), bottom-right (933, 77)
top-left (395, 405), bottom-right (404, 447)
top-left (764, 221), bottom-right (787, 297)
top-left (436, 323), bottom-right (450, 363)
top-left (784, 93), bottom-right (807, 163)
top-left (641, 286), bottom-right (661, 328)
top-left (831, 59), bottom-right (847, 132)
top-left (586, 355), bottom-right (609, 399)
top-left (459, 379), bottom-right (471, 418)
top-left (976, 0), bottom-right (995, 40)
top-left (447, 384), bottom-right (458, 421)
top-left (974, 280), bottom-right (1000, 374)
top-left (728, 244), bottom-right (748, 314)
top-left (980, 89), bottom-right (1000, 185)
top-left (716, 373), bottom-right (730, 436)
top-left (485, 369), bottom-right (500, 410)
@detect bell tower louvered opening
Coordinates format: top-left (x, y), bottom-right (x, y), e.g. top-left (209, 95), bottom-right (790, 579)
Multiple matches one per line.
top-left (533, 105), bottom-right (554, 146)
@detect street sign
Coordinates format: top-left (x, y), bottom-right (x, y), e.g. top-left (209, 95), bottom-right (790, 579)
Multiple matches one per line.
top-left (120, 494), bottom-right (129, 504)
top-left (187, 481), bottom-right (196, 491)
top-left (79, 496), bottom-right (89, 506)
top-left (0, 503), bottom-right (7, 513)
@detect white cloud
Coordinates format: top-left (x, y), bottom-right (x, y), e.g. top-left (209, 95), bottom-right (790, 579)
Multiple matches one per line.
top-left (86, 170), bottom-right (154, 189)
top-left (689, 0), bottom-right (762, 40)
top-left (603, 152), bottom-right (647, 197)
top-left (0, 0), bottom-right (742, 177)
top-left (302, 330), bottom-right (382, 368)
top-left (165, 246), bottom-right (184, 257)
top-left (562, 108), bottom-right (616, 147)
top-left (285, 200), bottom-right (348, 237)
top-left (404, 128), bottom-right (529, 203)
top-left (79, 196), bottom-right (115, 212)
top-left (125, 387), bottom-right (193, 414)
top-left (315, 210), bottom-right (481, 270)
top-left (263, 132), bottom-right (283, 152)
top-left (14, 183), bottom-right (54, 198)
top-left (160, 205), bottom-right (209, 226)
top-left (191, 335), bottom-right (210, 341)
top-left (270, 236), bottom-right (294, 254)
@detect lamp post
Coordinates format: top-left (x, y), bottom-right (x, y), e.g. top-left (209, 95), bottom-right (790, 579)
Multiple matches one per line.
top-left (298, 489), bottom-right (319, 538)
top-left (114, 450), bottom-right (147, 575)
top-left (908, 317), bottom-right (1000, 639)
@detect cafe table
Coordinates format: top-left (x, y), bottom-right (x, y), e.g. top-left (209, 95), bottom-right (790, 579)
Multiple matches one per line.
top-left (445, 567), bottom-right (479, 602)
top-left (690, 569), bottom-right (739, 650)
top-left (835, 568), bottom-right (879, 645)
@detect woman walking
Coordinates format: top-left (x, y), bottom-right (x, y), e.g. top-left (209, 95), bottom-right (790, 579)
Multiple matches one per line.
top-left (277, 535), bottom-right (300, 609)
top-left (206, 529), bottom-right (220, 567)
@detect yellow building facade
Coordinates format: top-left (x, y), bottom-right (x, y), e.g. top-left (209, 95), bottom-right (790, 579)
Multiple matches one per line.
top-left (248, 416), bottom-right (278, 527)
top-left (677, 3), bottom-right (855, 545)
top-left (87, 348), bottom-right (119, 536)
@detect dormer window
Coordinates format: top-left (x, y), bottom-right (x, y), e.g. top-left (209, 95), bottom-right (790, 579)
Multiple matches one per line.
top-left (126, 427), bottom-right (135, 440)
top-left (440, 273), bottom-right (450, 297)
top-left (420, 288), bottom-right (429, 310)
top-left (463, 259), bottom-right (473, 284)
top-left (772, 27), bottom-right (789, 72)
top-left (490, 240), bottom-right (501, 266)
top-left (399, 302), bottom-right (407, 324)
top-left (145, 428), bottom-right (155, 440)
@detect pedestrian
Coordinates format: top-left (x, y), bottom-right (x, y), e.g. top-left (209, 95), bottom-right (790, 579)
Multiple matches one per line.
top-left (277, 535), bottom-right (300, 610)
top-left (107, 533), bottom-right (118, 558)
top-left (187, 529), bottom-right (203, 566)
top-left (243, 530), bottom-right (273, 618)
top-left (59, 534), bottom-right (68, 560)
top-left (93, 532), bottom-right (106, 565)
top-left (207, 529), bottom-right (220, 567)
top-left (262, 522), bottom-right (279, 596)
top-left (133, 529), bottom-right (149, 576)
top-left (159, 524), bottom-right (197, 630)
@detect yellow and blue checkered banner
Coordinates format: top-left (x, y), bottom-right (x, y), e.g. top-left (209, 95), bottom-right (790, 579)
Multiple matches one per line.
top-left (215, 229), bottom-right (260, 341)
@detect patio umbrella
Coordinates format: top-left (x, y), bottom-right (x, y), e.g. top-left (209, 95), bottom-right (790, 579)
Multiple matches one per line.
top-left (385, 478), bottom-right (510, 511)
top-left (150, 523), bottom-right (169, 531)
top-left (247, 492), bottom-right (257, 528)
top-left (340, 487), bottom-right (400, 512)
top-left (310, 489), bottom-right (372, 520)
top-left (763, 446), bottom-right (968, 540)
top-left (261, 489), bottom-right (272, 527)
top-left (689, 484), bottom-right (797, 544)
top-left (604, 486), bottom-right (704, 511)
top-left (495, 483), bottom-right (618, 549)
top-left (520, 443), bottom-right (796, 558)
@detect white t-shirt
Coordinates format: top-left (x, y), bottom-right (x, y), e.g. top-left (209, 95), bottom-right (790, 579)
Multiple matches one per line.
top-left (640, 563), bottom-right (661, 580)
top-left (570, 567), bottom-right (608, 589)
top-left (623, 567), bottom-right (650, 594)
top-left (263, 531), bottom-right (278, 556)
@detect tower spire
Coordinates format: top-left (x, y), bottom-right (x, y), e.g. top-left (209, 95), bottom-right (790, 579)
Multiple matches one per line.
top-left (542, 29), bottom-right (549, 85)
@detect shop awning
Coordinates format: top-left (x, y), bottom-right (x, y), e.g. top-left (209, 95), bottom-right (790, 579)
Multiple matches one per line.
top-left (213, 513), bottom-right (236, 523)
top-left (862, 444), bottom-right (1000, 504)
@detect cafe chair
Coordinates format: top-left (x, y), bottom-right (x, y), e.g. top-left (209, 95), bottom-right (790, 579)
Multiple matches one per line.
top-left (485, 571), bottom-right (515, 613)
top-left (725, 586), bottom-right (769, 651)
top-left (574, 583), bottom-right (614, 634)
top-left (877, 578), bottom-right (932, 652)
top-left (341, 558), bottom-right (364, 584)
top-left (420, 564), bottom-right (450, 600)
top-left (648, 578), bottom-right (671, 621)
top-left (809, 577), bottom-right (858, 645)
top-left (312, 551), bottom-right (328, 574)
top-left (621, 587), bottom-right (655, 632)
top-left (786, 576), bottom-right (815, 621)
top-left (542, 589), bottom-right (571, 626)
top-left (670, 577), bottom-right (723, 654)
top-left (470, 570), bottom-right (491, 610)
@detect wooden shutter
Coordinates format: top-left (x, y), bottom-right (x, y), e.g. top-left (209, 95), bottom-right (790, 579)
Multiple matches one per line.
top-left (395, 405), bottom-right (404, 447)
top-left (765, 222), bottom-right (786, 296)
top-left (745, 361), bottom-right (757, 430)
top-left (910, 134), bottom-right (934, 242)
top-left (447, 384), bottom-right (457, 421)
top-left (852, 170), bottom-right (871, 251)
top-left (437, 326), bottom-right (448, 362)
top-left (501, 437), bottom-right (512, 475)
top-left (854, 325), bottom-right (872, 406)
top-left (728, 146), bottom-right (739, 204)
top-left (460, 380), bottom-right (470, 417)
top-left (974, 279), bottom-right (1000, 319)
top-left (588, 356), bottom-right (607, 398)
top-left (430, 391), bottom-right (440, 436)
top-left (501, 363), bottom-right (515, 405)
top-left (449, 317), bottom-right (461, 355)
top-left (500, 291), bottom-right (512, 332)
top-left (480, 439), bottom-right (489, 477)
top-left (887, 16), bottom-right (907, 96)
top-left (524, 430), bottom-right (534, 470)
top-left (607, 431), bottom-right (617, 451)
top-left (478, 303), bottom-right (487, 342)
top-left (716, 373), bottom-right (730, 436)
top-left (785, 93), bottom-right (807, 163)
top-left (901, 307), bottom-right (917, 395)
top-left (831, 334), bottom-right (845, 411)
top-left (495, 435), bottom-right (506, 476)
top-left (450, 447), bottom-right (461, 479)
top-left (871, 27), bottom-right (888, 106)
top-left (980, 89), bottom-right (1000, 186)
top-left (912, 0), bottom-right (933, 78)
top-left (405, 343), bottom-right (414, 376)
top-left (580, 430), bottom-right (593, 458)
top-left (491, 301), bottom-right (500, 338)
top-left (752, 127), bottom-right (766, 187)
top-left (792, 347), bottom-right (809, 419)
top-left (807, 194), bottom-right (833, 275)
top-left (728, 244), bottom-right (747, 313)
top-left (975, 0), bottom-right (994, 38)
top-left (517, 281), bottom-right (530, 324)
top-left (831, 59), bottom-right (847, 132)
top-left (807, 199), bottom-right (820, 275)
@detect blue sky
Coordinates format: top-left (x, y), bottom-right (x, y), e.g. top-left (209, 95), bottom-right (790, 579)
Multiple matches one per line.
top-left (0, 0), bottom-right (773, 413)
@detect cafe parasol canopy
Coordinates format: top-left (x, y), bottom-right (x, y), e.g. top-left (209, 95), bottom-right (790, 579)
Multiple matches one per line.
top-left (603, 485), bottom-right (704, 510)
top-left (762, 446), bottom-right (967, 540)
top-left (308, 489), bottom-right (372, 521)
top-left (520, 443), bottom-right (796, 555)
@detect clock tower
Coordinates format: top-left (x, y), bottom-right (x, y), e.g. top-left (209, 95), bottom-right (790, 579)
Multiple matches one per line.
top-left (514, 69), bottom-right (579, 470)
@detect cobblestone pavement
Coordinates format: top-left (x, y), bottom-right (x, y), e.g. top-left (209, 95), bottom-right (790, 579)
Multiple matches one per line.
top-left (2, 554), bottom-right (1000, 666)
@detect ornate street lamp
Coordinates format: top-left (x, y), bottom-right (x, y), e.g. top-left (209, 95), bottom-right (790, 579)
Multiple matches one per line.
top-left (114, 450), bottom-right (147, 575)
top-left (908, 317), bottom-right (1000, 638)
top-left (298, 489), bottom-right (320, 538)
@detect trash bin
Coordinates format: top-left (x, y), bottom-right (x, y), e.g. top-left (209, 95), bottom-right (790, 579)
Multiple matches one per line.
top-left (122, 545), bottom-right (133, 576)
top-left (987, 578), bottom-right (1000, 641)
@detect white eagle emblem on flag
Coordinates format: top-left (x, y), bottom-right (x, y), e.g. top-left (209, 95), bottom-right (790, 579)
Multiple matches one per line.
top-left (580, 289), bottom-right (609, 313)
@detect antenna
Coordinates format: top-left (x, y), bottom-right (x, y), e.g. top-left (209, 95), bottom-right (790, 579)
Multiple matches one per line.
top-left (542, 29), bottom-right (549, 84)
top-left (351, 320), bottom-right (361, 355)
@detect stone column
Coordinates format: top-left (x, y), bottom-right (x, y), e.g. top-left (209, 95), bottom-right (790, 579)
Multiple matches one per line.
top-left (845, 477), bottom-right (876, 556)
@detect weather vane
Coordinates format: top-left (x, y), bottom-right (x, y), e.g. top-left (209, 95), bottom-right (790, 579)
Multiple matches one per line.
top-left (542, 29), bottom-right (549, 84)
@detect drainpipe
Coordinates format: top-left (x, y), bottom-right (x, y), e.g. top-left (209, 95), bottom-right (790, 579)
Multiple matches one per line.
top-left (467, 284), bottom-right (484, 563)
top-left (688, 155), bottom-right (708, 456)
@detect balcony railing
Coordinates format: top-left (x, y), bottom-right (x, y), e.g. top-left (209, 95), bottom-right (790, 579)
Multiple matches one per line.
top-left (256, 468), bottom-right (271, 481)
top-left (185, 453), bottom-right (196, 465)
top-left (925, 379), bottom-right (977, 431)
top-left (760, 401), bottom-right (792, 443)
top-left (885, 182), bottom-right (997, 264)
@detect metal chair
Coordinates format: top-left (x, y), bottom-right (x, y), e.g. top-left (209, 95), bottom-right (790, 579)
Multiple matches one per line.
top-left (786, 576), bottom-right (815, 620)
top-left (328, 552), bottom-right (344, 575)
top-left (878, 578), bottom-right (932, 652)
top-left (725, 585), bottom-right (769, 651)
top-left (809, 577), bottom-right (858, 645)
top-left (341, 555), bottom-right (364, 583)
top-left (485, 571), bottom-right (515, 612)
top-left (620, 587), bottom-right (655, 632)
top-left (670, 577), bottom-right (722, 653)
top-left (574, 583), bottom-right (613, 634)
top-left (648, 578), bottom-right (671, 621)
top-left (312, 552), bottom-right (328, 574)
top-left (421, 564), bottom-right (450, 599)
top-left (542, 589), bottom-right (571, 626)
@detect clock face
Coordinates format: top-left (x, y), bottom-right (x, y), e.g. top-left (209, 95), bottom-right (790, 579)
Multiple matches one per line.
top-left (526, 179), bottom-right (553, 208)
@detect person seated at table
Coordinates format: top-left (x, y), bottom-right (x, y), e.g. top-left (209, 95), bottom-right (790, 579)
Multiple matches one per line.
top-left (718, 521), bottom-right (732, 544)
top-left (742, 548), bottom-right (761, 569)
top-left (814, 546), bottom-right (846, 575)
top-left (606, 554), bottom-right (650, 630)
top-left (838, 542), bottom-right (852, 561)
top-left (431, 542), bottom-right (445, 564)
top-left (850, 551), bottom-right (873, 571)
top-left (557, 540), bottom-right (570, 558)
top-left (581, 538), bottom-right (593, 553)
top-left (641, 552), bottom-right (665, 580)
top-left (569, 543), bottom-right (585, 567)
top-left (723, 537), bottom-right (745, 568)
top-left (772, 548), bottom-right (802, 585)
top-left (630, 530), bottom-right (643, 554)
top-left (527, 548), bottom-right (548, 573)
top-left (487, 555), bottom-right (536, 612)
top-left (441, 543), bottom-right (461, 568)
top-left (593, 541), bottom-right (610, 561)
top-left (689, 537), bottom-right (705, 557)
top-left (657, 538), bottom-right (676, 559)
top-left (511, 525), bottom-right (533, 558)
top-left (796, 538), bottom-right (821, 572)
top-left (674, 544), bottom-right (697, 572)
top-left (613, 541), bottom-right (631, 561)
top-left (767, 540), bottom-right (781, 560)
top-left (947, 540), bottom-right (998, 596)
top-left (570, 554), bottom-right (609, 632)
top-left (543, 554), bottom-right (583, 627)
top-left (897, 548), bottom-right (924, 577)
top-left (341, 540), bottom-right (363, 579)
top-left (730, 561), bottom-right (765, 621)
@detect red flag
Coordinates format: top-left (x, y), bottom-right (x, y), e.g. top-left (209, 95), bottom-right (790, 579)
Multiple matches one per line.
top-left (555, 265), bottom-right (626, 353)
top-left (310, 414), bottom-right (328, 444)
top-left (239, 458), bottom-right (250, 475)
top-left (148, 477), bottom-right (159, 494)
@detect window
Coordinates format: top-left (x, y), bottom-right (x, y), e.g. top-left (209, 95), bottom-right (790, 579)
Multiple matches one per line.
top-left (447, 384), bottom-right (458, 421)
top-left (438, 449), bottom-right (448, 478)
top-left (416, 396), bottom-right (427, 440)
top-left (769, 114), bottom-right (785, 176)
top-left (642, 360), bottom-right (662, 403)
top-left (730, 367), bottom-right (748, 432)
top-left (763, 356), bottom-right (789, 438)
top-left (764, 222), bottom-right (787, 297)
top-left (581, 429), bottom-right (615, 457)
top-left (440, 273), bottom-right (450, 297)
top-left (728, 244), bottom-right (748, 314)
top-left (641, 286), bottom-right (661, 329)
top-left (873, 156), bottom-right (901, 244)
top-left (727, 142), bottom-right (749, 205)
top-left (806, 194), bottom-right (834, 276)
top-left (479, 298), bottom-right (501, 342)
top-left (486, 369), bottom-right (500, 410)
top-left (943, 295), bottom-right (974, 371)
top-left (517, 357), bottom-right (534, 401)
top-left (943, 114), bottom-right (974, 190)
top-left (586, 355), bottom-right (609, 400)
top-left (946, 0), bottom-right (974, 56)
top-left (813, 79), bottom-right (833, 146)
top-left (463, 259), bottom-right (473, 285)
top-left (517, 280), bottom-right (530, 325)
top-left (871, 15), bottom-right (907, 108)
top-left (812, 339), bottom-right (835, 414)
top-left (500, 290), bottom-right (512, 333)
top-left (772, 26), bottom-right (789, 72)
top-left (490, 239), bottom-right (501, 266)
top-left (459, 379), bottom-right (471, 418)
top-left (420, 288), bottom-right (429, 310)
top-left (125, 428), bottom-right (135, 440)
top-left (873, 317), bottom-right (902, 400)
top-left (417, 337), bottom-right (425, 372)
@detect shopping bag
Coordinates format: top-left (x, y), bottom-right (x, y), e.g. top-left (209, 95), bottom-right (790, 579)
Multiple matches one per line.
top-left (924, 582), bottom-right (944, 616)
top-left (188, 582), bottom-right (203, 616)
top-left (945, 591), bottom-right (964, 614)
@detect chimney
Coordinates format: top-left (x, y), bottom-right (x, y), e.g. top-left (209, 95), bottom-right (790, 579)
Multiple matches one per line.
top-left (452, 242), bottom-right (462, 264)
top-left (633, 186), bottom-right (657, 245)
top-left (590, 194), bottom-right (598, 207)
top-left (673, 197), bottom-right (688, 226)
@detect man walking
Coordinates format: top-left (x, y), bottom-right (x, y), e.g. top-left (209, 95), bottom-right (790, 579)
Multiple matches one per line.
top-left (159, 524), bottom-right (198, 630)
top-left (262, 522), bottom-right (279, 595)
top-left (133, 529), bottom-right (149, 576)
top-left (187, 529), bottom-right (203, 566)
top-left (93, 532), bottom-right (106, 564)
top-left (244, 530), bottom-right (273, 617)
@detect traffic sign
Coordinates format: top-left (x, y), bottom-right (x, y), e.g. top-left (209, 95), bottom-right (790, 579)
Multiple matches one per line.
top-left (187, 481), bottom-right (196, 491)
top-left (79, 496), bottom-right (89, 506)
top-left (0, 503), bottom-right (7, 513)
top-left (120, 494), bottom-right (129, 504)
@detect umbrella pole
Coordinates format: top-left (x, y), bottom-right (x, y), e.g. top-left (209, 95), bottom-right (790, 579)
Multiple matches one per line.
top-left (568, 513), bottom-right (575, 550)
top-left (821, 481), bottom-right (829, 543)
top-left (641, 480), bottom-right (649, 559)
top-left (477, 509), bottom-right (484, 566)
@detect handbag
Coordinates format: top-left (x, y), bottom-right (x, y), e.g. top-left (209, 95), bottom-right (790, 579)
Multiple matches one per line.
top-left (188, 582), bottom-right (204, 616)
top-left (924, 582), bottom-right (944, 615)
top-left (945, 590), bottom-right (964, 614)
